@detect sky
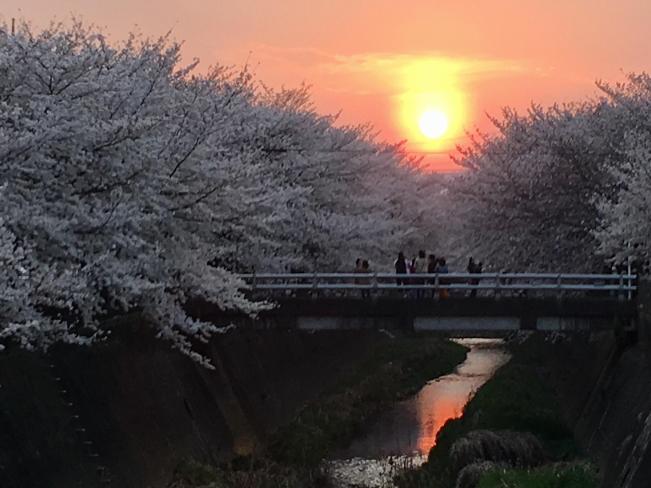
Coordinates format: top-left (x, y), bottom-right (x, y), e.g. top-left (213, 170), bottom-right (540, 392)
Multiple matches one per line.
top-left (3, 0), bottom-right (651, 171)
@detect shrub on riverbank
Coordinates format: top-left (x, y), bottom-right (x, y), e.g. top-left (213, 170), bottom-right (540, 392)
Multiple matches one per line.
top-left (450, 430), bottom-right (545, 473)
top-left (268, 335), bottom-right (467, 466)
top-left (476, 462), bottom-right (599, 488)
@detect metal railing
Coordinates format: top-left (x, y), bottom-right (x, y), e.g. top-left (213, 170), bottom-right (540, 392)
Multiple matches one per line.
top-left (239, 272), bottom-right (637, 300)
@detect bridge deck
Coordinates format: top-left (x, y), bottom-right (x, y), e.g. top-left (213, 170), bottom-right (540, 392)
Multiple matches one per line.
top-left (264, 296), bottom-right (637, 318)
top-left (194, 295), bottom-right (637, 333)
top-left (191, 273), bottom-right (639, 332)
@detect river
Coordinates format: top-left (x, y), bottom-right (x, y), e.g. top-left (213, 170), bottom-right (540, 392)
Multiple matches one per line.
top-left (326, 338), bottom-right (510, 487)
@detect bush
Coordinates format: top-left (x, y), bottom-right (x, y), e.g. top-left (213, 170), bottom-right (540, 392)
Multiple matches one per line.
top-left (476, 463), bottom-right (599, 488)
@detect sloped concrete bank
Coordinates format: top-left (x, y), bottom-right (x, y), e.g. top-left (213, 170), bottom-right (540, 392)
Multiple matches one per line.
top-left (566, 280), bottom-right (651, 488)
top-left (506, 329), bottom-right (651, 488)
top-left (0, 324), bottom-right (389, 488)
top-left (577, 342), bottom-right (651, 488)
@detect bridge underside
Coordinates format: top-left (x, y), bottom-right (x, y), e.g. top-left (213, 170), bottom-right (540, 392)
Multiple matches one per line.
top-left (242, 297), bottom-right (637, 333)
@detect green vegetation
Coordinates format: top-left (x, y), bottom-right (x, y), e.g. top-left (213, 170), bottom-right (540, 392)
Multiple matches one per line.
top-left (477, 463), bottom-right (599, 488)
top-left (170, 335), bottom-right (467, 487)
top-left (397, 336), bottom-right (594, 488)
top-left (170, 459), bottom-right (225, 487)
top-left (433, 360), bottom-right (577, 465)
top-left (268, 335), bottom-right (468, 465)
top-left (169, 458), bottom-right (329, 488)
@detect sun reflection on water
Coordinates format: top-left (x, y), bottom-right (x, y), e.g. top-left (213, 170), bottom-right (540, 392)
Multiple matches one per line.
top-left (415, 338), bottom-right (510, 454)
top-left (335, 339), bottom-right (510, 459)
top-left (328, 339), bottom-right (510, 487)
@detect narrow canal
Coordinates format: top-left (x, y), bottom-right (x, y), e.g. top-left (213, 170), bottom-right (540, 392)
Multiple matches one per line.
top-left (326, 338), bottom-right (511, 487)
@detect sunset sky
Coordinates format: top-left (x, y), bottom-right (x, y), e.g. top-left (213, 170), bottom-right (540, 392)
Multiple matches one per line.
top-left (3, 0), bottom-right (651, 170)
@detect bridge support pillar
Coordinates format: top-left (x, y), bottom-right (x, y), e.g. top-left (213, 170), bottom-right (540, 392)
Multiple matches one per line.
top-left (637, 279), bottom-right (651, 347)
top-left (520, 314), bottom-right (537, 330)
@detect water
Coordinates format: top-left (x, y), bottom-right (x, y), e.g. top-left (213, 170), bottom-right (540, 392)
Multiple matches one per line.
top-left (326, 338), bottom-right (510, 487)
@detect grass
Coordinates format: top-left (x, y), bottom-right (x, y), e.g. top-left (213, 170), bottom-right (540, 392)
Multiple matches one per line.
top-left (476, 463), bottom-right (599, 488)
top-left (433, 362), bottom-right (577, 463)
top-left (169, 334), bottom-right (468, 487)
top-left (268, 335), bottom-right (468, 465)
top-left (169, 458), bottom-right (330, 488)
top-left (397, 336), bottom-right (587, 488)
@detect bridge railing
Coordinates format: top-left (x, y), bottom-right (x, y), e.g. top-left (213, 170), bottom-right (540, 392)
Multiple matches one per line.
top-left (238, 272), bottom-right (637, 299)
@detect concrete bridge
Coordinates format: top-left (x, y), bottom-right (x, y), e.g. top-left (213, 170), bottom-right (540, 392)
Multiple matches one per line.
top-left (234, 273), bottom-right (638, 334)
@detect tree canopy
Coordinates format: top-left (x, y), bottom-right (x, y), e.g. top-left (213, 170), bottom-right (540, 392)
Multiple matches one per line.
top-left (3, 20), bottom-right (651, 361)
top-left (0, 21), bottom-right (436, 362)
top-left (446, 74), bottom-right (651, 273)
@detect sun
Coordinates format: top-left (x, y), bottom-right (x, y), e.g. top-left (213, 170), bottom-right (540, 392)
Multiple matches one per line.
top-left (395, 59), bottom-right (469, 157)
top-left (419, 109), bottom-right (449, 139)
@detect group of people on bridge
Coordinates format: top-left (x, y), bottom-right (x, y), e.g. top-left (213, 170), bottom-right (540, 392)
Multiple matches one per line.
top-left (352, 251), bottom-right (484, 299)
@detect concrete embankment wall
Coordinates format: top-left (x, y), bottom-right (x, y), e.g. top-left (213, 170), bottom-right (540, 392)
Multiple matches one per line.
top-left (577, 280), bottom-right (651, 488)
top-left (577, 342), bottom-right (651, 488)
top-left (531, 280), bottom-right (651, 488)
top-left (0, 326), bottom-right (385, 488)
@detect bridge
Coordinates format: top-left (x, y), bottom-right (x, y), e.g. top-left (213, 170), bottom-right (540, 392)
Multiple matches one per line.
top-left (233, 272), bottom-right (639, 334)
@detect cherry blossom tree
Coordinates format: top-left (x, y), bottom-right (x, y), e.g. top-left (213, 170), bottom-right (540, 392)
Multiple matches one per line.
top-left (0, 20), bottom-right (429, 361)
top-left (206, 85), bottom-right (426, 273)
top-left (447, 99), bottom-right (627, 272)
top-left (594, 74), bottom-right (651, 268)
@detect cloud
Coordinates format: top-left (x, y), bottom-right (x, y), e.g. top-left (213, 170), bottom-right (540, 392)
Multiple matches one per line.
top-left (322, 52), bottom-right (528, 78)
top-left (243, 44), bottom-right (545, 99)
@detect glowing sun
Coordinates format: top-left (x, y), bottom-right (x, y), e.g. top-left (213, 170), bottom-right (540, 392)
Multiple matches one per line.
top-left (419, 109), bottom-right (449, 139)
top-left (396, 59), bottom-right (469, 159)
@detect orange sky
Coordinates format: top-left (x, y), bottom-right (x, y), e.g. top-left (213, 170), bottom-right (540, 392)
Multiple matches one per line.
top-left (3, 0), bottom-right (651, 170)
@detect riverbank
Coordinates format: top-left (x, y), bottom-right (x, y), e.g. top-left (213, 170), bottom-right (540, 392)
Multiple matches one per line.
top-left (5, 324), bottom-right (648, 488)
top-left (168, 335), bottom-right (468, 488)
top-left (268, 335), bottom-right (468, 466)
top-left (333, 339), bottom-right (508, 461)
top-left (397, 333), bottom-right (599, 488)
top-left (325, 339), bottom-right (509, 488)
top-left (0, 328), bottom-right (426, 488)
